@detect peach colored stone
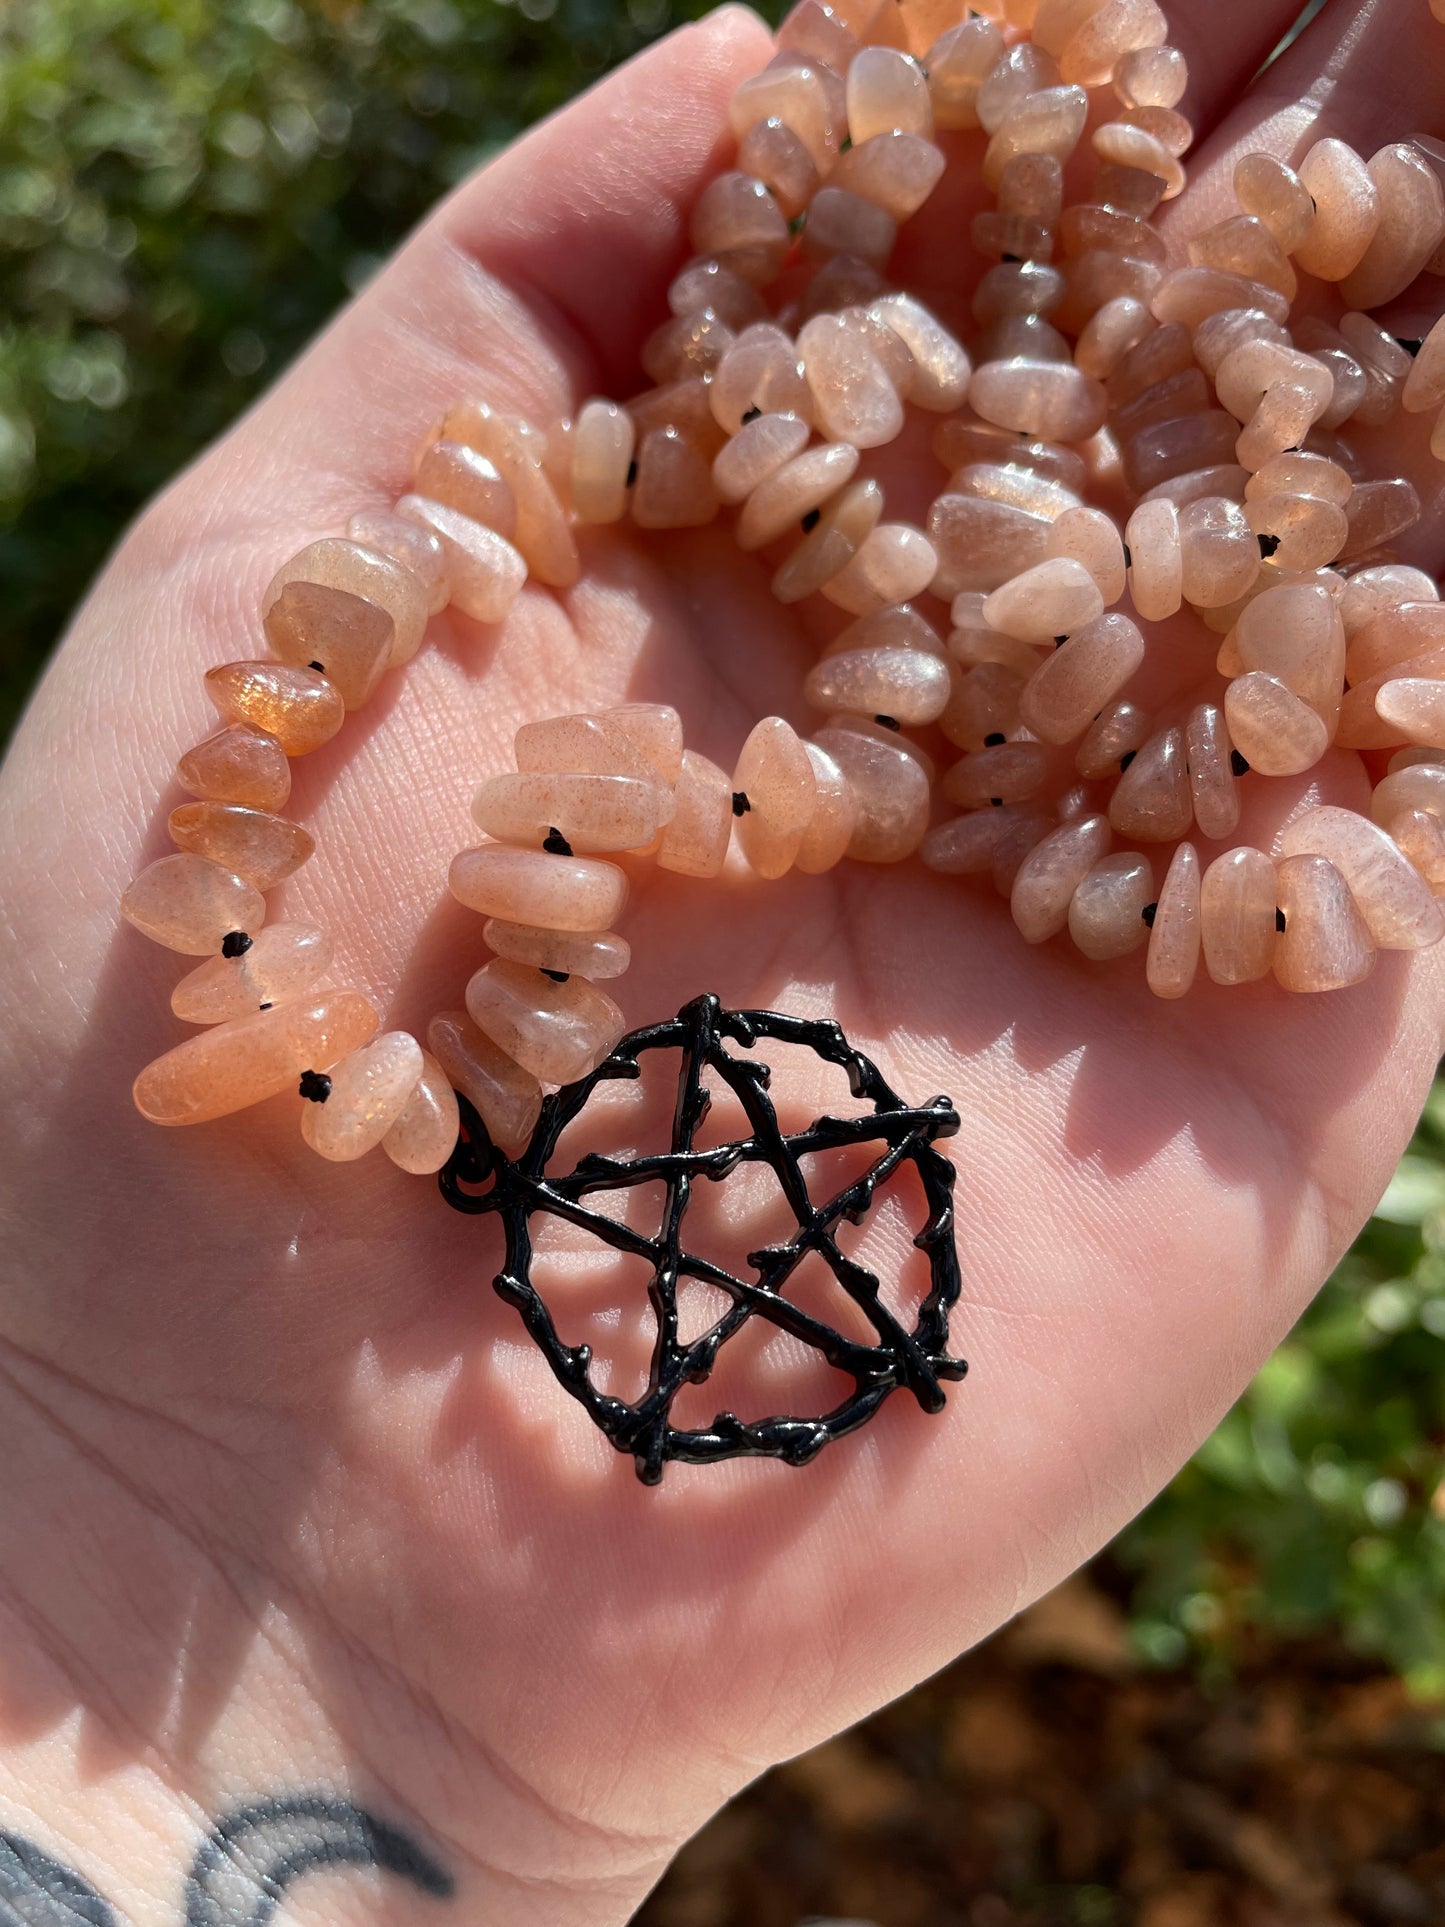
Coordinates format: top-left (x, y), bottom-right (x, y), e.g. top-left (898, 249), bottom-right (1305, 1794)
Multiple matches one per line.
top-left (1403, 316), bottom-right (1445, 414)
top-left (832, 603), bottom-right (945, 659)
top-left (971, 259), bottom-right (1065, 322)
top-left (932, 414), bottom-right (1084, 488)
top-left (1091, 120), bottom-right (1183, 196)
top-left (989, 809), bottom-right (1055, 893)
top-left (1011, 813), bottom-right (1111, 941)
top-left (394, 494), bottom-right (528, 624)
top-left (1059, 0), bottom-right (1167, 88)
top-left (1068, 851), bottom-right (1154, 958)
top-left (1373, 765), bottom-right (1445, 829)
top-left (465, 959), bottom-right (625, 1086)
top-left (134, 990), bottom-right (379, 1127)
top-left (167, 801), bottom-right (312, 891)
top-left (121, 853), bottom-right (265, 956)
top-left (1391, 809), bottom-right (1445, 894)
top-left (382, 1051), bottom-right (460, 1176)
top-left (1053, 249), bottom-right (1162, 334)
top-left (740, 114), bottom-right (820, 219)
top-left (1294, 139), bottom-right (1380, 281)
top-left (971, 210), bottom-right (1053, 264)
top-left (1225, 673), bottom-right (1330, 776)
top-left (1374, 680), bottom-right (1445, 751)
top-left (943, 741), bottom-right (1049, 809)
top-left (176, 725), bottom-right (291, 813)
top-left (733, 716), bottom-right (817, 878)
top-left (997, 150), bottom-right (1065, 226)
top-left (657, 749), bottom-right (733, 879)
top-left (1144, 465), bottom-right (1251, 510)
top-left (262, 581), bottom-right (392, 711)
top-left (1124, 498), bottom-right (1181, 620)
top-left (1199, 846), bottom-right (1276, 984)
top-left (976, 43), bottom-right (1061, 134)
top-left (1341, 478), bottom-right (1422, 562)
top-left (346, 509), bottom-right (450, 615)
top-left (728, 57), bottom-right (841, 169)
top-left (667, 259), bottom-right (770, 330)
top-left (1235, 580), bottom-right (1344, 718)
top-left (426, 1010), bottom-right (541, 1155)
top-left (1233, 152), bottom-right (1314, 253)
top-left (928, 493), bottom-right (1053, 597)
top-left (1340, 144), bottom-right (1445, 310)
top-left (982, 85), bottom-right (1089, 193)
top-left (1338, 650), bottom-right (1445, 751)
top-left (483, 920), bottom-right (630, 980)
top-left (869, 293), bottom-right (970, 409)
top-left (1278, 805), bottom-right (1443, 951)
top-left (514, 712), bottom-right (655, 787)
top-left (572, 400), bottom-right (637, 524)
top-left (1242, 493), bottom-right (1349, 573)
top-left (713, 412), bottom-right (811, 506)
top-left (632, 427), bottom-right (719, 531)
top-left (846, 47), bottom-right (933, 141)
top-left (689, 171), bottom-right (789, 282)
top-left (1019, 610), bottom-right (1144, 744)
top-left (1076, 698), bottom-right (1150, 778)
top-left (1108, 726), bottom-right (1190, 841)
top-left (610, 703), bottom-right (683, 787)
top-left (1273, 855), bottom-right (1375, 991)
top-left (1042, 506), bottom-right (1126, 606)
top-left (812, 720), bottom-right (931, 862)
top-left (1341, 567), bottom-right (1439, 638)
top-left (1184, 703), bottom-right (1240, 843)
top-left (170, 921), bottom-right (332, 1025)
top-left (737, 442), bottom-right (860, 549)
top-left (1106, 317), bottom-right (1192, 404)
top-left (920, 809), bottom-right (1014, 874)
top-left (641, 310), bottom-right (737, 388)
top-left (1344, 603), bottom-right (1445, 684)
top-left (262, 538), bottom-right (425, 671)
top-left (795, 741), bottom-right (860, 874)
top-left (204, 661), bottom-right (343, 756)
top-left (1215, 340), bottom-right (1330, 423)
top-left (1146, 841), bottom-right (1201, 999)
top-left (437, 401), bottom-right (580, 588)
top-left (1075, 296), bottom-right (1152, 379)
top-left (1112, 365), bottom-right (1210, 440)
top-left (801, 185), bottom-right (898, 268)
top-left (1189, 216), bottom-right (1296, 302)
top-left (1236, 382), bottom-right (1330, 472)
top-left (1112, 40), bottom-right (1185, 103)
top-left (301, 1030), bottom-right (424, 1162)
top-left (773, 478), bottom-right (884, 604)
top-left (776, 0), bottom-right (860, 71)
top-left (798, 314), bottom-right (904, 447)
top-left (949, 461), bottom-right (1078, 522)
top-left (413, 441), bottom-right (518, 539)
top-left (471, 772), bottom-right (672, 854)
top-left (821, 523), bottom-right (937, 614)
top-left (926, 17), bottom-right (1005, 129)
top-left (710, 325), bottom-right (811, 435)
top-left (804, 645), bottom-right (950, 724)
top-left (982, 556), bottom-right (1104, 644)
top-left (1150, 268), bottom-right (1288, 329)
top-left (449, 845), bottom-right (628, 930)
top-left (967, 358), bottom-right (1106, 441)
top-left (1177, 497), bottom-right (1258, 609)
top-left (1121, 411), bottom-right (1241, 495)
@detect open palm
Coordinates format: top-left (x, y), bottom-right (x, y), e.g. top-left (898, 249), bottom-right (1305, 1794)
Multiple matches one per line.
top-left (3, 0), bottom-right (1445, 1919)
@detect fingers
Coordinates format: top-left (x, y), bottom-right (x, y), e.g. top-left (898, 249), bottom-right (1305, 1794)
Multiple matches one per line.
top-left (1171, 0), bottom-right (1317, 145)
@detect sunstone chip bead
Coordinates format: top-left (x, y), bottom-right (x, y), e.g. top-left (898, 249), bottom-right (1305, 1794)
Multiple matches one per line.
top-left (869, 294), bottom-right (971, 410)
top-left (631, 427), bottom-right (721, 530)
top-left (798, 315), bottom-right (904, 448)
top-left (1372, 764), bottom-right (1445, 829)
top-left (1225, 673), bottom-right (1330, 777)
top-left (820, 523), bottom-right (937, 614)
top-left (641, 306), bottom-right (735, 386)
top-left (713, 412), bottom-right (811, 504)
top-left (776, 0), bottom-right (859, 72)
top-left (171, 921), bottom-right (333, 1024)
top-left (926, 18), bottom-right (1004, 129)
top-left (1108, 726), bottom-right (1191, 841)
top-left (514, 711), bottom-right (660, 785)
top-left (1114, 43), bottom-right (1187, 108)
top-left (691, 171), bottom-right (790, 282)
top-left (1124, 498), bottom-right (1182, 620)
top-left (412, 442), bottom-right (518, 540)
top-left (1068, 851), bottom-right (1155, 959)
top-left (1151, 269), bottom-right (1289, 329)
top-left (846, 46), bottom-right (931, 140)
top-left (1077, 698), bottom-right (1150, 777)
top-left (1200, 846), bottom-right (1276, 984)
top-left (657, 749), bottom-right (733, 879)
top-left (1059, 0), bottom-right (1168, 88)
top-left (1344, 602), bottom-right (1445, 685)
top-left (1339, 143), bottom-right (1445, 311)
top-left (1045, 506), bottom-right (1127, 602)
top-left (1184, 703), bottom-right (1240, 842)
top-left (1277, 805), bottom-right (1444, 951)
top-left (262, 583), bottom-right (392, 713)
top-left (609, 701), bottom-right (684, 787)
top-left (737, 442), bottom-right (861, 549)
top-left (1019, 610), bottom-right (1145, 744)
top-left (426, 1009), bottom-right (542, 1155)
top-left (177, 724), bottom-right (291, 813)
top-left (262, 538), bottom-right (425, 672)
top-left (1178, 497), bottom-right (1259, 609)
top-left (382, 1051), bottom-right (461, 1177)
top-left (830, 131), bottom-right (945, 222)
top-left (1233, 152), bottom-right (1315, 253)
top-left (449, 846), bottom-right (628, 931)
top-left (982, 86), bottom-right (1089, 193)
top-left (734, 716), bottom-right (817, 879)
top-left (133, 990), bottom-right (379, 1127)
top-left (437, 401), bottom-right (580, 588)
top-left (121, 854), bottom-right (266, 956)
top-left (667, 257), bottom-right (771, 329)
top-left (394, 495), bottom-right (528, 624)
top-left (346, 509), bottom-right (450, 615)
top-left (968, 359), bottom-right (1107, 441)
top-left (1293, 139), bottom-right (1380, 281)
top-left (465, 960), bottom-right (626, 1086)
top-left (1341, 478), bottom-right (1422, 562)
top-left (728, 57), bottom-right (841, 169)
top-left (1188, 216), bottom-right (1297, 302)
top-left (943, 740), bottom-right (1049, 808)
top-left (804, 645), bottom-right (951, 724)
top-left (794, 742), bottom-right (859, 874)
top-left (1403, 316), bottom-right (1445, 415)
top-left (1146, 841), bottom-right (1202, 1000)
top-left (203, 661), bottom-right (344, 757)
top-left (812, 719), bottom-right (931, 862)
top-left (472, 772), bottom-right (673, 854)
top-left (483, 920), bottom-right (631, 980)
top-left (983, 557), bottom-right (1104, 644)
top-left (710, 325), bottom-right (811, 434)
top-left (1376, 680), bottom-right (1445, 750)
top-left (773, 478), bottom-right (884, 603)
top-left (1011, 812), bottom-right (1111, 942)
top-left (1273, 855), bottom-right (1375, 992)
top-left (168, 801), bottom-right (313, 891)
top-left (570, 400), bottom-right (637, 524)
top-left (1242, 494), bottom-right (1349, 573)
top-left (1235, 580), bottom-right (1344, 718)
top-left (1341, 568), bottom-right (1440, 638)
top-left (1075, 295), bottom-right (1152, 380)
top-left (300, 1030), bottom-right (425, 1163)
top-left (1392, 809), bottom-right (1445, 894)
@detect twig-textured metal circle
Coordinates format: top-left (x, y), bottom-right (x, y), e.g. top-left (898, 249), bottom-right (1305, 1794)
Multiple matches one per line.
top-left (439, 994), bottom-right (966, 1483)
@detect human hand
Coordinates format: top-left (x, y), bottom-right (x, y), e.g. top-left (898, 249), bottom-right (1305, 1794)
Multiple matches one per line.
top-left (1, 1), bottom-right (1444, 1921)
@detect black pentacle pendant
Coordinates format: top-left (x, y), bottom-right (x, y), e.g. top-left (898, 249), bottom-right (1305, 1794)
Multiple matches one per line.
top-left (439, 994), bottom-right (967, 1484)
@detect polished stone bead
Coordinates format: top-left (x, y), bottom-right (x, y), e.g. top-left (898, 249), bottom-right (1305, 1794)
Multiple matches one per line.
top-left (1235, 580), bottom-right (1344, 718)
top-left (1091, 120), bottom-right (1184, 197)
top-left (1108, 725), bottom-right (1191, 841)
top-left (204, 660), bottom-right (344, 755)
top-left (847, 46), bottom-right (933, 140)
top-left (1122, 410), bottom-right (1242, 495)
top-left (976, 43), bottom-right (1061, 134)
top-left (572, 400), bottom-right (637, 524)
top-left (1278, 805), bottom-right (1443, 951)
top-left (820, 523), bottom-right (937, 615)
top-left (1233, 152), bottom-right (1314, 253)
top-left (438, 400), bottom-right (581, 587)
top-left (688, 171), bottom-right (790, 282)
top-left (1189, 216), bottom-right (1296, 302)
top-left (1273, 855), bottom-right (1375, 991)
top-left (944, 740), bottom-right (1050, 808)
top-left (711, 325), bottom-right (812, 435)
top-left (982, 556), bottom-right (1104, 643)
top-left (920, 809), bottom-right (1014, 874)
top-left (928, 494), bottom-right (1052, 597)
top-left (1019, 609), bottom-right (1144, 744)
top-left (657, 749), bottom-right (733, 879)
top-left (1011, 812), bottom-right (1111, 941)
top-left (737, 442), bottom-right (861, 549)
top-left (1146, 840), bottom-right (1202, 999)
top-left (932, 414), bottom-right (1085, 488)
top-left (777, 0), bottom-right (860, 71)
top-left (1294, 139), bottom-right (1380, 281)
top-left (382, 1051), bottom-right (461, 1176)
top-left (812, 719), bottom-right (931, 861)
top-left (134, 990), bottom-right (379, 1127)
top-left (1242, 493), bottom-right (1349, 573)
top-left (632, 427), bottom-right (720, 529)
top-left (301, 1030), bottom-right (424, 1162)
top-left (170, 920), bottom-right (331, 1025)
top-left (1340, 567), bottom-right (1440, 638)
top-left (1373, 764), bottom-right (1445, 831)
top-left (394, 495), bottom-right (529, 624)
top-left (1391, 809), bottom-right (1445, 895)
top-left (1340, 478), bottom-right (1422, 562)
top-left (1183, 703), bottom-right (1240, 843)
top-left (1059, 0), bottom-right (1167, 88)
top-left (799, 314), bottom-right (904, 447)
top-left (772, 478), bottom-right (884, 603)
top-left (1178, 496), bottom-right (1260, 609)
top-left (1374, 680), bottom-right (1445, 752)
top-left (1340, 143), bottom-right (1445, 310)
top-left (804, 644), bottom-right (951, 725)
top-left (831, 602), bottom-right (945, 658)
top-left (1076, 698), bottom-right (1150, 778)
top-left (1151, 267), bottom-right (1289, 329)
top-left (1069, 851), bottom-right (1155, 959)
top-left (795, 741), bottom-right (859, 874)
top-left (982, 85), bottom-right (1090, 193)
top-left (1075, 295), bottom-right (1152, 379)
top-left (413, 440), bottom-right (518, 539)
top-left (802, 184), bottom-right (898, 268)
top-left (968, 357), bottom-right (1107, 440)
top-left (734, 715), bottom-right (817, 878)
top-left (262, 538), bottom-right (425, 670)
top-left (262, 579), bottom-right (393, 711)
top-left (346, 509), bottom-right (450, 615)
top-left (121, 853), bottom-right (266, 956)
top-left (712, 412), bottom-right (811, 506)
top-left (1344, 602), bottom-right (1445, 684)
top-left (176, 724), bottom-right (291, 813)
top-left (728, 56), bottom-right (842, 169)
top-left (481, 921), bottom-right (629, 981)
top-left (1045, 505), bottom-right (1127, 602)
top-left (926, 17), bottom-right (1005, 128)
top-left (1225, 672), bottom-right (1330, 776)
top-left (471, 772), bottom-right (672, 854)
top-left (167, 801), bottom-right (313, 891)
top-left (641, 306), bottom-right (736, 387)
top-left (1200, 846), bottom-right (1276, 984)
top-left (426, 1009), bottom-right (541, 1154)
top-left (465, 959), bottom-right (625, 1086)
top-left (1403, 316), bottom-right (1445, 415)
top-left (739, 116), bottom-right (820, 220)
top-left (869, 294), bottom-right (971, 409)
top-left (1124, 498), bottom-right (1182, 619)
top-left (1106, 318), bottom-right (1192, 405)
top-left (449, 845), bottom-right (628, 930)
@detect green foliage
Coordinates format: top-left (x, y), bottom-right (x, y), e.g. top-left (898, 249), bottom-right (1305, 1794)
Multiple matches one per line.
top-left (1119, 1080), bottom-right (1445, 1694)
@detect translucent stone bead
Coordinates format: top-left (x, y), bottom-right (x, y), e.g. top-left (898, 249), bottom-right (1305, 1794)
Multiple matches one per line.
top-left (846, 46), bottom-right (932, 141)
top-left (1273, 855), bottom-right (1374, 992)
top-left (465, 959), bottom-right (625, 1087)
top-left (1146, 841), bottom-right (1201, 999)
top-left (437, 400), bottom-right (580, 588)
top-left (982, 86), bottom-right (1089, 194)
top-left (449, 845), bottom-right (628, 931)
top-left (949, 461), bottom-right (1078, 522)
top-left (1344, 602), bottom-right (1445, 683)
top-left (572, 400), bottom-right (637, 524)
top-left (804, 645), bottom-right (950, 724)
top-left (512, 712), bottom-right (649, 789)
top-left (654, 749), bottom-right (731, 879)
top-left (413, 441), bottom-right (518, 539)
top-left (795, 742), bottom-right (859, 874)
top-left (1403, 316), bottom-right (1445, 415)
top-left (1233, 153), bottom-right (1314, 254)
top-left (1183, 703), bottom-right (1239, 843)
top-left (167, 801), bottom-right (313, 892)
top-left (346, 509), bottom-right (450, 615)
top-left (733, 716), bottom-right (817, 879)
top-left (710, 325), bottom-right (811, 435)
top-left (133, 990), bottom-right (379, 1127)
top-left (968, 359), bottom-right (1107, 440)
top-left (801, 186), bottom-right (898, 269)
top-left (480, 921), bottom-right (630, 981)
top-left (668, 257), bottom-right (770, 330)
top-left (1371, 765), bottom-right (1445, 832)
top-left (203, 661), bottom-right (344, 756)
top-left (1077, 698), bottom-right (1150, 777)
top-left (972, 259), bottom-right (1065, 323)
top-left (1177, 497), bottom-right (1258, 609)
top-left (982, 556), bottom-right (1104, 645)
top-left (1374, 680), bottom-right (1445, 750)
top-left (921, 809), bottom-right (1014, 874)
top-left (1069, 852), bottom-right (1154, 959)
top-left (262, 538), bottom-right (425, 672)
top-left (177, 724), bottom-right (291, 813)
top-left (602, 703), bottom-right (683, 790)
top-left (812, 720), bottom-right (931, 862)
top-left (798, 315), bottom-right (903, 449)
top-left (1341, 478), bottom-right (1422, 562)
top-left (1075, 296), bottom-right (1152, 379)
top-left (1150, 269), bottom-right (1288, 330)
top-left (471, 772), bottom-right (672, 854)
top-left (1338, 651), bottom-right (1445, 752)
top-left (688, 171), bottom-right (789, 283)
top-left (170, 921), bottom-right (332, 1025)
top-left (1198, 847), bottom-right (1276, 984)
top-left (1339, 144), bottom-right (1445, 311)
top-left (776, 0), bottom-right (860, 72)
top-left (641, 307), bottom-right (736, 387)
top-left (1019, 610), bottom-right (1144, 744)
top-left (1342, 568), bottom-right (1440, 639)
top-left (262, 584), bottom-right (393, 714)
top-left (1225, 673), bottom-right (1329, 777)
top-left (1293, 140), bottom-right (1379, 281)
top-left (1108, 726), bottom-right (1190, 841)
top-left (1391, 810), bottom-right (1445, 894)
top-left (928, 493), bottom-right (1053, 597)
top-left (1215, 340), bottom-right (1329, 424)
top-left (426, 1012), bottom-right (543, 1157)
top-left (1043, 506), bottom-right (1126, 604)
top-left (830, 603), bottom-right (945, 659)
top-left (1113, 365), bottom-right (1210, 440)
top-left (820, 523), bottom-right (938, 615)
top-left (1011, 813), bottom-right (1111, 941)
top-left (943, 741), bottom-right (1049, 809)
top-left (976, 44), bottom-right (1061, 135)
top-left (926, 17), bottom-right (1005, 129)
top-left (932, 415), bottom-right (1084, 488)
top-left (1124, 499), bottom-right (1182, 620)
top-left (1242, 494), bottom-right (1349, 573)
top-left (1278, 805), bottom-right (1443, 952)
top-left (1107, 319), bottom-right (1191, 404)
top-left (1188, 216), bottom-right (1296, 302)
top-left (1235, 580), bottom-right (1344, 718)
top-left (797, 254), bottom-right (889, 321)
top-left (729, 57), bottom-right (841, 170)
top-left (972, 210), bottom-right (1054, 262)
top-left (121, 853), bottom-right (266, 956)
top-left (630, 427), bottom-right (720, 530)
top-left (1113, 43), bottom-right (1186, 108)
top-left (382, 1052), bottom-right (461, 1176)
top-left (737, 442), bottom-right (860, 549)
top-left (1059, 0), bottom-right (1167, 88)
top-left (626, 376), bottom-right (722, 448)
top-left (772, 478), bottom-right (883, 603)
top-left (1121, 411), bottom-right (1242, 495)
top-left (713, 413), bottom-right (811, 506)
top-left (300, 1031), bottom-right (424, 1163)
top-left (869, 294), bottom-right (971, 410)
top-left (1091, 122), bottom-right (1184, 199)
top-left (393, 495), bottom-right (529, 624)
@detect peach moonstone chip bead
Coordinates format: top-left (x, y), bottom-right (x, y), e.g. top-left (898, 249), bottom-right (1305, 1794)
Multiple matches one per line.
top-left (121, 854), bottom-right (266, 956)
top-left (301, 1031), bottom-right (426, 1163)
top-left (134, 992), bottom-right (380, 1127)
